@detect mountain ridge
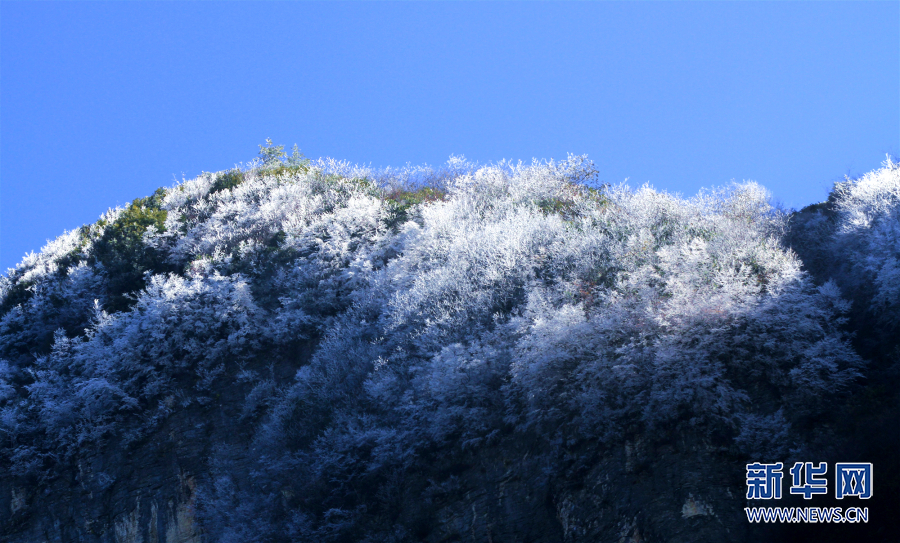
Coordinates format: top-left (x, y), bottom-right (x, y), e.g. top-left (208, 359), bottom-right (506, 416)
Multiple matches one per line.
top-left (2, 146), bottom-right (897, 542)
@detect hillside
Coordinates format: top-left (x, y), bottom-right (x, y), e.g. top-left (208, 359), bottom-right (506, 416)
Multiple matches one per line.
top-left (2, 144), bottom-right (898, 542)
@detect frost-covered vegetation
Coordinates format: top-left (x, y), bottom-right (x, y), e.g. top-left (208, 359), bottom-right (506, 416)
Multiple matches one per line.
top-left (1, 143), bottom-right (897, 541)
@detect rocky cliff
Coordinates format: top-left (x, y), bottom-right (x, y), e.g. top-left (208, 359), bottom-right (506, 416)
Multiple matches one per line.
top-left (2, 147), bottom-right (897, 541)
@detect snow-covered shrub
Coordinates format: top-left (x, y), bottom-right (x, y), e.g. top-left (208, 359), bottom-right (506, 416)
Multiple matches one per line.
top-left (831, 157), bottom-right (900, 327)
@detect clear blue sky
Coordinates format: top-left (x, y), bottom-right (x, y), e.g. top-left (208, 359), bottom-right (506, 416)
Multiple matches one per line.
top-left (2, 1), bottom-right (898, 273)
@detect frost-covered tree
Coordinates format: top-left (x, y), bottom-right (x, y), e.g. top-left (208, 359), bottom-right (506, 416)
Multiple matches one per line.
top-left (1, 146), bottom-right (892, 542)
top-left (788, 156), bottom-right (900, 332)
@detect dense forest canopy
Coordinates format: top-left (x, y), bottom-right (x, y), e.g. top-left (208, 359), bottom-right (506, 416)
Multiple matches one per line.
top-left (1, 144), bottom-right (897, 542)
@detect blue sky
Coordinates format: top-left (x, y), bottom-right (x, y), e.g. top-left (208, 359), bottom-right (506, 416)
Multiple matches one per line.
top-left (2, 1), bottom-right (898, 273)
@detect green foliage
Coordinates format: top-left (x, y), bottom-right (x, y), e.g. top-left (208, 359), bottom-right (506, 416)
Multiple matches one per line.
top-left (323, 174), bottom-right (379, 200)
top-left (258, 138), bottom-right (287, 166)
top-left (384, 185), bottom-right (446, 207)
top-left (91, 188), bottom-right (171, 311)
top-left (259, 139), bottom-right (310, 169)
top-left (259, 163), bottom-right (309, 179)
top-left (209, 169), bottom-right (246, 195)
top-left (383, 185), bottom-right (447, 228)
top-left (536, 182), bottom-right (608, 219)
top-left (208, 140), bottom-right (313, 197)
top-left (344, 176), bottom-right (377, 192)
top-left (224, 139), bottom-right (312, 184)
top-left (536, 196), bottom-right (577, 216)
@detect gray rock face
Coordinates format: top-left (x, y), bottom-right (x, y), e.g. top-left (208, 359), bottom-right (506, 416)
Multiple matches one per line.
top-left (1, 374), bottom-right (257, 543)
top-left (400, 435), bottom-right (746, 543)
top-left (2, 376), bottom-right (750, 543)
top-left (3, 413), bottom-right (205, 542)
